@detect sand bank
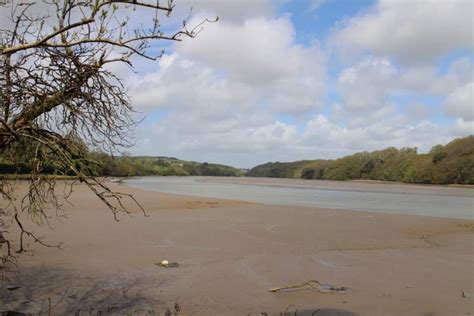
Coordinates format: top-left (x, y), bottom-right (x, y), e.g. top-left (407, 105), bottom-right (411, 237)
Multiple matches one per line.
top-left (1, 182), bottom-right (473, 315)
top-left (197, 176), bottom-right (474, 197)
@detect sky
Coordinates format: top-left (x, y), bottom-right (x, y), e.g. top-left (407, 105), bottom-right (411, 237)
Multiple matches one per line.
top-left (119, 0), bottom-right (473, 168)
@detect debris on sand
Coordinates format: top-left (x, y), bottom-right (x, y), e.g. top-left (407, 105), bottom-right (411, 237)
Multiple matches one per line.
top-left (420, 234), bottom-right (439, 247)
top-left (6, 286), bottom-right (21, 291)
top-left (461, 291), bottom-right (470, 298)
top-left (268, 280), bottom-right (349, 293)
top-left (164, 303), bottom-right (181, 316)
top-left (155, 260), bottom-right (179, 268)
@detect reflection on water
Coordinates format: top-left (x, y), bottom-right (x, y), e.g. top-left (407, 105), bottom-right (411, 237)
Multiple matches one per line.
top-left (124, 176), bottom-right (473, 219)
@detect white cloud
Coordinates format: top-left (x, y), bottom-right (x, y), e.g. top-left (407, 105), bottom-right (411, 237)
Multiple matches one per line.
top-left (444, 82), bottom-right (474, 121)
top-left (177, 0), bottom-right (276, 24)
top-left (333, 55), bottom-right (473, 128)
top-left (132, 112), bottom-right (300, 167)
top-left (332, 0), bottom-right (473, 64)
top-left (178, 18), bottom-right (301, 82)
top-left (130, 16), bottom-right (326, 115)
top-left (129, 54), bottom-right (257, 111)
top-left (453, 118), bottom-right (474, 135)
top-left (334, 56), bottom-right (398, 126)
top-left (302, 114), bottom-right (455, 157)
top-left (307, 0), bottom-right (327, 13)
top-left (178, 16), bottom-right (327, 113)
top-left (404, 103), bottom-right (433, 122)
top-left (399, 58), bottom-right (473, 95)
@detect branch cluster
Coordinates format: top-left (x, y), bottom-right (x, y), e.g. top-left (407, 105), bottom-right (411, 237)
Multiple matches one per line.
top-left (0, 0), bottom-right (215, 274)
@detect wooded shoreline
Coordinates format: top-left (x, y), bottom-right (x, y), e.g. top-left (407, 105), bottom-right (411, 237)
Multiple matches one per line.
top-left (1, 135), bottom-right (473, 184)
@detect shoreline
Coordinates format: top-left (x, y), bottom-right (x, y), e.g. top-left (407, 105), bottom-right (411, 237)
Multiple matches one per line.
top-left (1, 182), bottom-right (473, 315)
top-left (109, 174), bottom-right (474, 189)
top-left (205, 175), bottom-right (474, 190)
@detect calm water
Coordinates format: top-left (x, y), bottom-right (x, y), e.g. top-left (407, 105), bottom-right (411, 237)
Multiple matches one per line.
top-left (123, 176), bottom-right (474, 219)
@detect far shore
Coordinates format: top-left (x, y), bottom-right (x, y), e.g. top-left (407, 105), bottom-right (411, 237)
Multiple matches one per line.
top-left (2, 173), bottom-right (474, 189)
top-left (1, 181), bottom-right (473, 315)
top-left (351, 178), bottom-right (474, 188)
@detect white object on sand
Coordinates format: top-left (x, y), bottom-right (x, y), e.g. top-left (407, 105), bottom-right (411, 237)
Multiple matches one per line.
top-left (161, 260), bottom-right (169, 266)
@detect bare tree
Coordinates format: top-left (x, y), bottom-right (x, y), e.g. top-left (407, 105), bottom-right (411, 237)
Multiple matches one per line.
top-left (0, 0), bottom-right (214, 272)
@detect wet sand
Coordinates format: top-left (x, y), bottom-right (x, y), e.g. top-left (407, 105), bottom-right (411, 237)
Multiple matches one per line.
top-left (1, 182), bottom-right (473, 315)
top-left (198, 176), bottom-right (474, 197)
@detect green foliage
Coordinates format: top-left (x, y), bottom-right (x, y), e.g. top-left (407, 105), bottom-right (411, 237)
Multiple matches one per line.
top-left (430, 144), bottom-right (447, 163)
top-left (301, 168), bottom-right (316, 179)
top-left (81, 154), bottom-right (244, 177)
top-left (0, 140), bottom-right (244, 178)
top-left (247, 160), bottom-right (314, 178)
top-left (247, 135), bottom-right (474, 184)
top-left (0, 133), bottom-right (89, 176)
top-left (3, 134), bottom-right (472, 183)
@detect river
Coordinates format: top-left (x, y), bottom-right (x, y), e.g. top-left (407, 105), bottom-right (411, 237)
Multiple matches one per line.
top-left (123, 176), bottom-right (473, 219)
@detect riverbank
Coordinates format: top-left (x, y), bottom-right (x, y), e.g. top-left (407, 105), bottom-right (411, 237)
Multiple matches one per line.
top-left (1, 182), bottom-right (473, 315)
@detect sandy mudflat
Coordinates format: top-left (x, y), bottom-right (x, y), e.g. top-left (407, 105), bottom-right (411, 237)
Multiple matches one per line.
top-left (198, 176), bottom-right (474, 197)
top-left (1, 182), bottom-right (473, 315)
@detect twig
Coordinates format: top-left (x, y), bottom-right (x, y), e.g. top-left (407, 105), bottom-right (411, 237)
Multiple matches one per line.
top-left (268, 280), bottom-right (349, 293)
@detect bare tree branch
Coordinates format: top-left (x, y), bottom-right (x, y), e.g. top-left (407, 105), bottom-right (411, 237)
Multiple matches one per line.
top-left (0, 0), bottom-right (216, 276)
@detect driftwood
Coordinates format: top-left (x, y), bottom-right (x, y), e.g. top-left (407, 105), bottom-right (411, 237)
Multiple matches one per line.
top-left (268, 280), bottom-right (349, 293)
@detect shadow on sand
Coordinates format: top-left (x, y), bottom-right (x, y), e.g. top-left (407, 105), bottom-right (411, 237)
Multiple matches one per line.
top-left (0, 266), bottom-right (161, 315)
top-left (1, 267), bottom-right (360, 316)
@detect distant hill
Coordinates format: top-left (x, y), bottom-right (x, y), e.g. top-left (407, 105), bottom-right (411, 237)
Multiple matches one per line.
top-left (247, 135), bottom-right (474, 185)
top-left (0, 149), bottom-right (244, 178)
top-left (76, 155), bottom-right (245, 177)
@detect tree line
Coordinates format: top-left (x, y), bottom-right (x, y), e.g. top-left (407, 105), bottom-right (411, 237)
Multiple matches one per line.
top-left (2, 135), bottom-right (473, 184)
top-left (0, 137), bottom-right (244, 178)
top-left (247, 135), bottom-right (474, 185)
